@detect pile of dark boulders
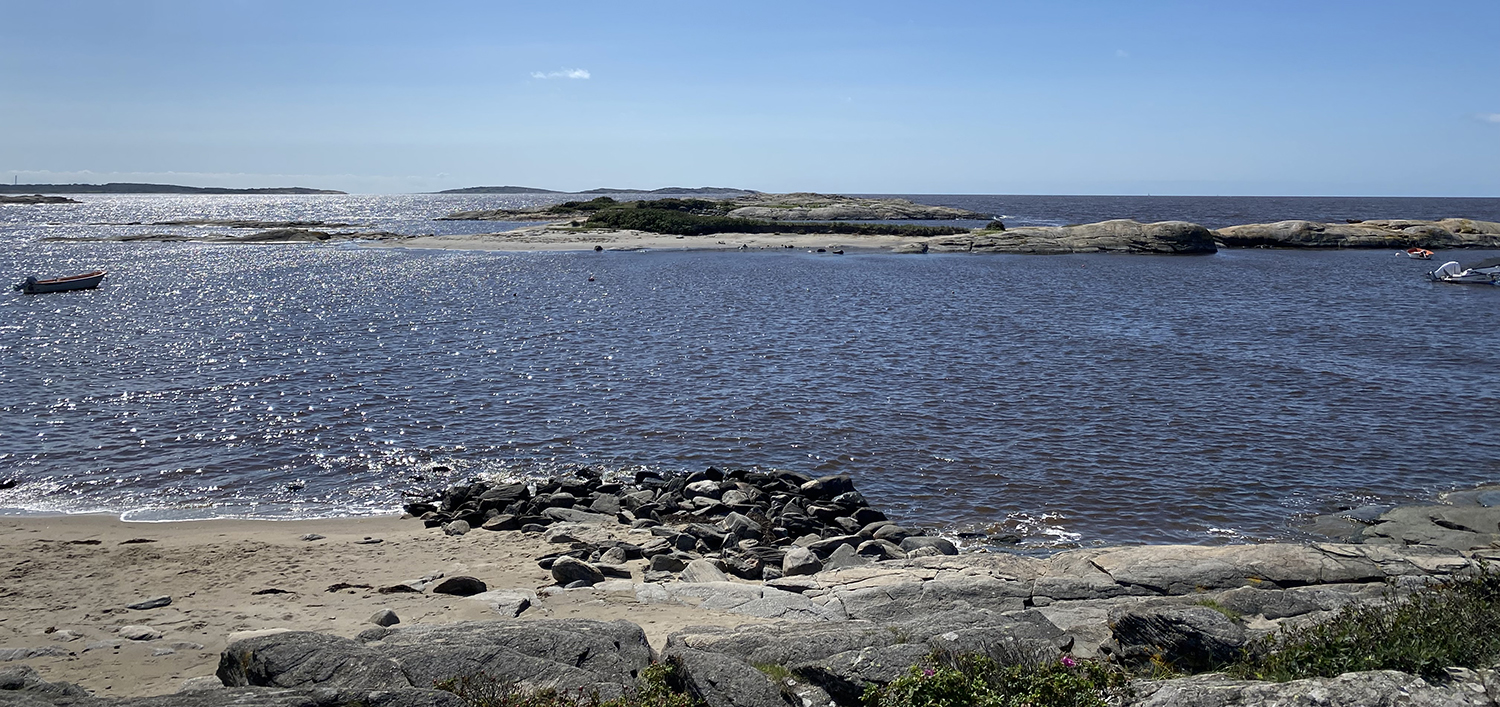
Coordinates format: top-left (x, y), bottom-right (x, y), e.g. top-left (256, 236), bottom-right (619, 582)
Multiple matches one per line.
top-left (402, 467), bottom-right (959, 586)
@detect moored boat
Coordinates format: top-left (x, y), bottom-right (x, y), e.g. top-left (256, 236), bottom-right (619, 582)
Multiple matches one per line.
top-left (1404, 247), bottom-right (1434, 260)
top-left (1427, 258), bottom-right (1500, 285)
top-left (13, 270), bottom-right (107, 294)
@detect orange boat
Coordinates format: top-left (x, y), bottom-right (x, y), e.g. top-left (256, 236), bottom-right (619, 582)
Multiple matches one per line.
top-left (1404, 248), bottom-right (1434, 260)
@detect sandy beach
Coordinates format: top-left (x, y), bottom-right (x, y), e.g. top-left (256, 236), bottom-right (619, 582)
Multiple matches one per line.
top-left (0, 514), bottom-right (763, 697)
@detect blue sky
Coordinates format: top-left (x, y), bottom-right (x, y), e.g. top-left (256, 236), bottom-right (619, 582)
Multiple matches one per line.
top-left (2, 1), bottom-right (1497, 195)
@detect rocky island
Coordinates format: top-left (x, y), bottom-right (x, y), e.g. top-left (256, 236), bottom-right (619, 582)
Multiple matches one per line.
top-left (439, 192), bottom-right (984, 222)
top-left (37, 190), bottom-right (1500, 256)
top-left (0, 195), bottom-right (80, 204)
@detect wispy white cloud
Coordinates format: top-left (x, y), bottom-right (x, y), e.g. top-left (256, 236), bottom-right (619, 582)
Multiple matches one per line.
top-left (531, 69), bottom-right (590, 80)
top-left (1479, 113), bottom-right (1500, 124)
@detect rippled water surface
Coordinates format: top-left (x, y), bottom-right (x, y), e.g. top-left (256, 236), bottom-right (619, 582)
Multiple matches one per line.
top-left (2, 194), bottom-right (1498, 546)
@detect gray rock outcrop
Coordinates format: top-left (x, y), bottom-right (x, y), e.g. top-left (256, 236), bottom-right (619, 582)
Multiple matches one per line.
top-left (1215, 218), bottom-right (1500, 249)
top-left (1130, 669), bottom-right (1500, 706)
top-left (668, 648), bottom-right (796, 707)
top-left (726, 193), bottom-right (981, 221)
top-left (1107, 605), bottom-right (1248, 672)
top-left (916, 220), bottom-right (1218, 255)
top-left (218, 619), bottom-right (652, 697)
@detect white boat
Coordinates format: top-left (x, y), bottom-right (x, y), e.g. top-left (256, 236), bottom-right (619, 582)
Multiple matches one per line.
top-left (1403, 247), bottom-right (1434, 260)
top-left (1428, 258), bottom-right (1500, 285)
top-left (13, 270), bottom-right (107, 294)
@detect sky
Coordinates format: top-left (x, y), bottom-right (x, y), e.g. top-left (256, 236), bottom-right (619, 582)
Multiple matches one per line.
top-left (1, 0), bottom-right (1497, 195)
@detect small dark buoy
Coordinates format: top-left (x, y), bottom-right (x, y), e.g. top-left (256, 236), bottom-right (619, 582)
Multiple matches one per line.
top-left (594, 245), bottom-right (602, 252)
top-left (587, 275), bottom-right (595, 282)
top-left (817, 248), bottom-right (826, 253)
top-left (287, 480), bottom-right (306, 491)
top-left (831, 249), bottom-right (844, 255)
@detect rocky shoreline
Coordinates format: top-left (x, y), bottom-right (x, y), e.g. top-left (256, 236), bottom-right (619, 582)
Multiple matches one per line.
top-left (0, 195), bottom-right (80, 204)
top-left (46, 216), bottom-right (1500, 255)
top-left (5, 470), bottom-right (1494, 706)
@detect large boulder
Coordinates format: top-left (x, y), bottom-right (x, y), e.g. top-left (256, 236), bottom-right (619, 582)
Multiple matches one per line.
top-left (219, 620), bottom-right (652, 697)
top-left (666, 622), bottom-right (905, 667)
top-left (1107, 605), bottom-right (1247, 672)
top-left (551, 556), bottom-right (606, 586)
top-left (668, 647), bottom-right (796, 707)
top-left (217, 632), bottom-right (409, 689)
top-left (0, 664), bottom-right (89, 700)
top-left (782, 547), bottom-right (822, 576)
top-left (790, 643), bottom-right (931, 705)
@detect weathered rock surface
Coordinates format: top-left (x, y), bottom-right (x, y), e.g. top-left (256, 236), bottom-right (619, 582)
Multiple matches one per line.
top-left (1359, 502), bottom-right (1500, 551)
top-left (681, 559), bottom-right (731, 584)
top-left (218, 619), bottom-right (651, 697)
top-left (1108, 605), bottom-right (1248, 672)
top-left (550, 556), bottom-right (606, 586)
top-left (917, 220), bottom-right (1218, 255)
top-left (1130, 669), bottom-right (1500, 706)
top-left (789, 644), bottom-right (931, 704)
top-left (668, 648), bottom-right (796, 707)
top-left (725, 193), bottom-right (981, 221)
top-left (0, 664), bottom-right (89, 699)
top-left (1216, 218), bottom-right (1500, 249)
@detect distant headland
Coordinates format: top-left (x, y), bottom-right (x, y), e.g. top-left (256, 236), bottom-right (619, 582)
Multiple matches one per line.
top-left (0, 182), bottom-right (345, 195)
top-left (436, 185), bottom-right (758, 196)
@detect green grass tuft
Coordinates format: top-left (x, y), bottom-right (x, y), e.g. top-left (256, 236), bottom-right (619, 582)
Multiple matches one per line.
top-left (1194, 599), bottom-right (1243, 623)
top-left (435, 662), bottom-right (702, 707)
top-left (861, 653), bottom-right (1130, 707)
top-left (1229, 568), bottom-right (1500, 682)
top-left (752, 663), bottom-right (793, 683)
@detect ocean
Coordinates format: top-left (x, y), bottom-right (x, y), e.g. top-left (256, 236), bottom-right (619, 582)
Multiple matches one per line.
top-left (2, 193), bottom-right (1498, 548)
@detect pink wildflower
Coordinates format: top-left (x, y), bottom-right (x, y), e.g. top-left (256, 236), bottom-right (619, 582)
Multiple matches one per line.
top-left (1060, 655), bottom-right (1078, 668)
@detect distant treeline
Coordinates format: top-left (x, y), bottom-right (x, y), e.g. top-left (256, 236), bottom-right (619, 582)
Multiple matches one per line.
top-left (0, 183), bottom-right (344, 194)
top-left (581, 198), bottom-right (967, 237)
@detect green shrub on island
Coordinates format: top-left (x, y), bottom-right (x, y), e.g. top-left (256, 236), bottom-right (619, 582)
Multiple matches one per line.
top-left (1229, 568), bottom-right (1500, 682)
top-left (862, 653), bottom-right (1130, 707)
top-left (435, 663), bottom-right (702, 707)
top-left (545, 196), bottom-right (621, 215)
top-left (585, 202), bottom-right (967, 238)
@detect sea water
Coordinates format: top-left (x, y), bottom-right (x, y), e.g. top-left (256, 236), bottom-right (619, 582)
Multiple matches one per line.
top-left (2, 193), bottom-right (1497, 547)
